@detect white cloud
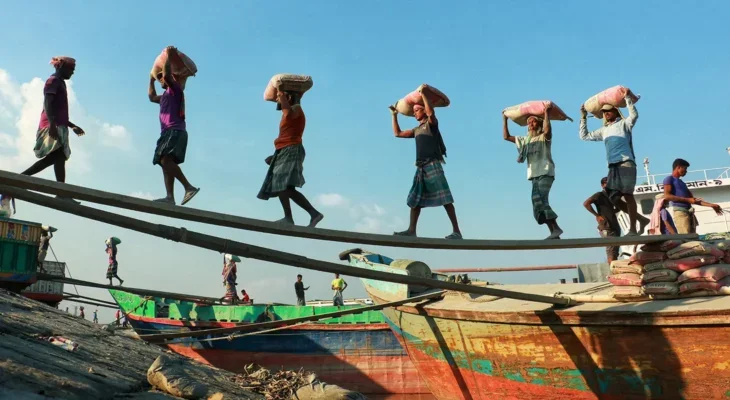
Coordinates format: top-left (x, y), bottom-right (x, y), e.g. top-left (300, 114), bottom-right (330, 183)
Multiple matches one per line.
top-left (0, 68), bottom-right (133, 176)
top-left (316, 193), bottom-right (350, 208)
top-left (130, 191), bottom-right (155, 200)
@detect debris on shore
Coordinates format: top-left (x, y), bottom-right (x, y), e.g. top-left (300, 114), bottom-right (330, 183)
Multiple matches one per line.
top-left (0, 289), bottom-right (364, 400)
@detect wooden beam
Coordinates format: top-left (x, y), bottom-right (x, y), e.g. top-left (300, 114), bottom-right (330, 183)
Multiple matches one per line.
top-left (140, 290), bottom-right (447, 342)
top-left (61, 297), bottom-right (119, 310)
top-left (10, 186), bottom-right (575, 306)
top-left (62, 292), bottom-right (118, 306)
top-left (434, 265), bottom-right (578, 273)
top-left (0, 172), bottom-right (698, 250)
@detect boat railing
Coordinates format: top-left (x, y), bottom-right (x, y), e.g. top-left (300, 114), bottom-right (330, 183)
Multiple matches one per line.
top-left (639, 167), bottom-right (730, 186)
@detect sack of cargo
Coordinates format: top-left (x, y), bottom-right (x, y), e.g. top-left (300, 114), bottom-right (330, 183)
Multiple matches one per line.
top-left (642, 282), bottom-right (679, 296)
top-left (629, 251), bottom-right (666, 266)
top-left (583, 85), bottom-right (641, 119)
top-left (642, 239), bottom-right (683, 252)
top-left (660, 255), bottom-right (719, 272)
top-left (667, 241), bottom-right (724, 260)
top-left (679, 280), bottom-right (729, 294)
top-left (678, 264), bottom-right (730, 283)
top-left (151, 47), bottom-right (197, 90)
top-left (263, 74), bottom-right (314, 102)
top-left (607, 273), bottom-right (642, 287)
top-left (502, 100), bottom-right (573, 127)
top-left (642, 269), bottom-right (679, 283)
top-left (224, 254), bottom-right (242, 263)
top-left (105, 237), bottom-right (121, 246)
top-left (713, 240), bottom-right (730, 250)
top-left (610, 260), bottom-right (643, 275)
top-left (394, 84), bottom-right (450, 117)
top-left (612, 286), bottom-right (643, 299)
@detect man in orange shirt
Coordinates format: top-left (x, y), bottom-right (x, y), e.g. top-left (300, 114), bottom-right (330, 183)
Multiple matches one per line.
top-left (258, 91), bottom-right (323, 227)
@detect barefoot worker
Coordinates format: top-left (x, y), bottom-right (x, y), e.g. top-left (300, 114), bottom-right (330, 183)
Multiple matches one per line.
top-left (148, 46), bottom-right (199, 206)
top-left (105, 237), bottom-right (124, 286)
top-left (257, 90), bottom-right (323, 227)
top-left (579, 87), bottom-right (640, 235)
top-left (390, 85), bottom-right (462, 239)
top-left (502, 104), bottom-right (563, 239)
top-left (22, 56), bottom-right (85, 204)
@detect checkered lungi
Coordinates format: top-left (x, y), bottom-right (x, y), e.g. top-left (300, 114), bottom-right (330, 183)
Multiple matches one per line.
top-left (606, 160), bottom-right (637, 204)
top-left (257, 144), bottom-right (306, 200)
top-left (406, 160), bottom-right (454, 208)
top-left (531, 175), bottom-right (558, 224)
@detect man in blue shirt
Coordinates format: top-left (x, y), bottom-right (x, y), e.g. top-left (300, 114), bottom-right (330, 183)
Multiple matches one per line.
top-left (662, 158), bottom-right (723, 234)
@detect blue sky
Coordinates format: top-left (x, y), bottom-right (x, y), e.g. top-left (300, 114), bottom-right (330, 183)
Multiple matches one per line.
top-left (1, 0), bottom-right (729, 322)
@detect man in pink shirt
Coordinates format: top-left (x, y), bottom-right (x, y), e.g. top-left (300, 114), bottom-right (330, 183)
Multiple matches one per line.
top-left (148, 46), bottom-right (200, 206)
top-left (22, 56), bottom-right (86, 204)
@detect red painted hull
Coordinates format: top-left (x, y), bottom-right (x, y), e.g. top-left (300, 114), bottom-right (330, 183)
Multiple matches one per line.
top-left (168, 345), bottom-right (426, 394)
top-left (22, 292), bottom-right (62, 307)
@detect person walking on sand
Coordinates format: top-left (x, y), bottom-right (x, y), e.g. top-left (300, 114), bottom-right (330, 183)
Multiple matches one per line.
top-left (662, 158), bottom-right (723, 233)
top-left (93, 309), bottom-right (98, 324)
top-left (331, 273), bottom-right (348, 307)
top-left (295, 274), bottom-right (310, 306)
top-left (105, 238), bottom-right (124, 286)
top-left (148, 46), bottom-right (200, 206)
top-left (502, 104), bottom-right (563, 239)
top-left (579, 87), bottom-right (640, 235)
top-left (257, 90), bottom-right (323, 227)
top-left (390, 85), bottom-right (462, 239)
top-left (22, 56), bottom-right (85, 204)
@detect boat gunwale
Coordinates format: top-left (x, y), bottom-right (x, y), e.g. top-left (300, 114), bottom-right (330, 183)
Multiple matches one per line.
top-left (127, 313), bottom-right (393, 331)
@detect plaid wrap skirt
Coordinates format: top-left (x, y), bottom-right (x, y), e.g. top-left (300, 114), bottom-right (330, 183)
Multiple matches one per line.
top-left (407, 160), bottom-right (454, 208)
top-left (606, 160), bottom-right (637, 204)
top-left (257, 144), bottom-right (306, 200)
top-left (531, 175), bottom-right (558, 224)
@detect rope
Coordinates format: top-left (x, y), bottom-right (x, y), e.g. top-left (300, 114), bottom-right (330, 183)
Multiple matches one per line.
top-left (49, 243), bottom-right (79, 296)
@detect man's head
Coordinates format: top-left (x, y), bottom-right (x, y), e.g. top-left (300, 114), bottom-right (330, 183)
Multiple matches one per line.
top-left (297, 274), bottom-right (302, 282)
top-left (601, 104), bottom-right (619, 123)
top-left (527, 116), bottom-right (543, 136)
top-left (601, 176), bottom-right (608, 190)
top-left (413, 105), bottom-right (426, 121)
top-left (335, 273), bottom-right (340, 278)
top-left (276, 91), bottom-right (301, 111)
top-left (50, 57), bottom-right (76, 80)
top-left (241, 289), bottom-right (247, 295)
top-left (672, 158), bottom-right (690, 177)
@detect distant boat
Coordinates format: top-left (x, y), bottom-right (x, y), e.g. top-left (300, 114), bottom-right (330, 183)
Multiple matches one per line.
top-left (109, 289), bottom-right (429, 395)
top-left (346, 247), bottom-right (730, 400)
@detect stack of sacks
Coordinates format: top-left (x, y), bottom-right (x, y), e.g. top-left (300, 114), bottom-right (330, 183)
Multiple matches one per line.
top-left (608, 259), bottom-right (646, 299)
top-left (393, 84), bottom-right (450, 117)
top-left (642, 240), bottom-right (726, 296)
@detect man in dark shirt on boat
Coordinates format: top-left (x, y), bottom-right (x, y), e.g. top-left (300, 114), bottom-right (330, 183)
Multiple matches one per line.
top-left (662, 158), bottom-right (723, 234)
top-left (389, 85), bottom-right (462, 239)
top-left (584, 177), bottom-right (648, 262)
top-left (294, 274), bottom-right (309, 306)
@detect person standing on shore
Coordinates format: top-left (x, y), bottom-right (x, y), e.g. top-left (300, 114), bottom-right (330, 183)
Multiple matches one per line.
top-left (22, 57), bottom-right (85, 204)
top-left (257, 90), bottom-right (323, 227)
top-left (79, 306), bottom-right (85, 320)
top-left (148, 46), bottom-right (200, 206)
top-left (579, 87), bottom-right (640, 235)
top-left (502, 104), bottom-right (563, 239)
top-left (390, 85), bottom-right (462, 239)
top-left (662, 158), bottom-right (723, 233)
top-left (331, 273), bottom-right (348, 306)
top-left (295, 274), bottom-right (310, 306)
top-left (93, 309), bottom-right (98, 324)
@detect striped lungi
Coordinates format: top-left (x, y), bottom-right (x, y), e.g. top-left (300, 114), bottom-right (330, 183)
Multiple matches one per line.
top-left (257, 144), bottom-right (306, 200)
top-left (106, 261), bottom-right (118, 279)
top-left (530, 175), bottom-right (558, 224)
top-left (34, 126), bottom-right (71, 160)
top-left (606, 160), bottom-right (637, 204)
top-left (406, 160), bottom-right (454, 208)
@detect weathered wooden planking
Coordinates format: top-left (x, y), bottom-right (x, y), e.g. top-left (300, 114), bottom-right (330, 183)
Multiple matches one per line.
top-left (0, 171), bottom-right (698, 250)
top-left (9, 187), bottom-right (574, 306)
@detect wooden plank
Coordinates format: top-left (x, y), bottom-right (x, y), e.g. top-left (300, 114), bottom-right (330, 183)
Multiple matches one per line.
top-left (139, 291), bottom-right (447, 342)
top-left (0, 172), bottom-right (698, 250)
top-left (62, 292), bottom-right (118, 306)
top-left (62, 297), bottom-right (119, 310)
top-left (10, 186), bottom-right (575, 306)
top-left (434, 265), bottom-right (577, 273)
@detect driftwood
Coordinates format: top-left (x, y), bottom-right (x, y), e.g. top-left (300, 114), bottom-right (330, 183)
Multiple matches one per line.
top-left (230, 364), bottom-right (366, 400)
top-left (147, 356), bottom-right (209, 399)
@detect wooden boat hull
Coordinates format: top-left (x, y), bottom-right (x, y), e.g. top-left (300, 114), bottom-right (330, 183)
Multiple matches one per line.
top-left (350, 249), bottom-right (730, 400)
top-left (111, 290), bottom-right (429, 395)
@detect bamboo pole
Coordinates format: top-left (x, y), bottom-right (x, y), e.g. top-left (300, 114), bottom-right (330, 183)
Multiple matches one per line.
top-left (7, 186), bottom-right (574, 306)
top-left (0, 173), bottom-right (698, 250)
top-left (434, 265), bottom-right (577, 273)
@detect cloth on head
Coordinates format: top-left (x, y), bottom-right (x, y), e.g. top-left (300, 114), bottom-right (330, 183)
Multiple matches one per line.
top-left (50, 56), bottom-right (76, 68)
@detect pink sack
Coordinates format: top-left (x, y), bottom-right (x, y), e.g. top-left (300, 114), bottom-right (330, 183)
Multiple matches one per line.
top-left (642, 282), bottom-right (679, 296)
top-left (612, 286), bottom-right (644, 299)
top-left (610, 262), bottom-right (643, 275)
top-left (667, 241), bottom-right (724, 260)
top-left (608, 273), bottom-right (643, 287)
top-left (151, 48), bottom-right (197, 90)
top-left (642, 269), bottom-right (679, 284)
top-left (661, 255), bottom-right (719, 272)
top-left (584, 85), bottom-right (641, 119)
top-left (263, 74), bottom-right (314, 102)
top-left (502, 101), bottom-right (573, 127)
top-left (394, 84), bottom-right (450, 117)
top-left (678, 264), bottom-right (730, 283)
top-left (629, 251), bottom-right (666, 266)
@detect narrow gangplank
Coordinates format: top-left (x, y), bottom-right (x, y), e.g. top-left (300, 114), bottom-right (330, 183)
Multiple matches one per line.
top-left (10, 186), bottom-right (574, 306)
top-left (0, 172), bottom-right (697, 250)
top-left (139, 290), bottom-right (447, 343)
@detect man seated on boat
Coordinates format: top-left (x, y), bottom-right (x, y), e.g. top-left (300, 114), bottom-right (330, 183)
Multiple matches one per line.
top-left (389, 85), bottom-right (462, 239)
top-left (662, 158), bottom-right (723, 234)
top-left (502, 104), bottom-right (563, 240)
top-left (295, 274), bottom-right (309, 306)
top-left (579, 88), bottom-right (642, 235)
top-left (331, 273), bottom-right (348, 306)
top-left (584, 177), bottom-right (649, 262)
